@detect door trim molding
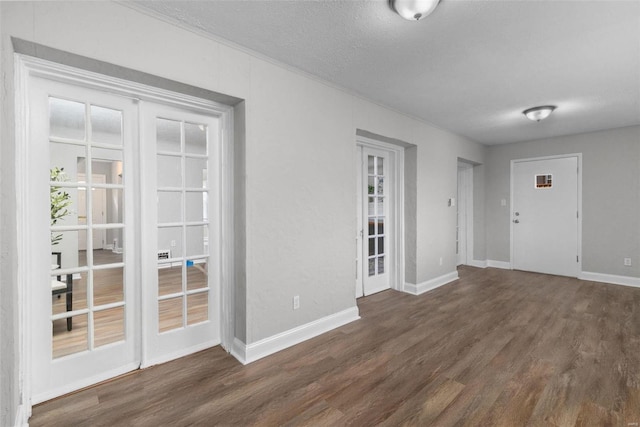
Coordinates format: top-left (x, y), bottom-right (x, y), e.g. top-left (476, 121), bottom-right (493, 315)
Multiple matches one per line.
top-left (356, 136), bottom-right (406, 295)
top-left (15, 54), bottom-right (235, 410)
top-left (510, 153), bottom-right (582, 276)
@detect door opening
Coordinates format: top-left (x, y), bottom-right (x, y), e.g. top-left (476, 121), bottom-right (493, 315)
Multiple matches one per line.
top-left (355, 138), bottom-right (404, 298)
top-left (19, 56), bottom-right (234, 406)
top-left (456, 161), bottom-right (474, 266)
top-left (511, 155), bottom-right (581, 277)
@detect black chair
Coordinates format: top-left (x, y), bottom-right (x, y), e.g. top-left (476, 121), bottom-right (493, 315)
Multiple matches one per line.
top-left (52, 251), bottom-right (73, 331)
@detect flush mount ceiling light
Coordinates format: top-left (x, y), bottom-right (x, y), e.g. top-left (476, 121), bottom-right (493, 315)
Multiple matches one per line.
top-left (389, 0), bottom-right (440, 21)
top-left (523, 105), bottom-right (557, 122)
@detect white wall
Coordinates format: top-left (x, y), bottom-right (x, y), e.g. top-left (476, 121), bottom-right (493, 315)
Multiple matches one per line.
top-left (485, 126), bottom-right (640, 277)
top-left (0, 1), bottom-right (485, 422)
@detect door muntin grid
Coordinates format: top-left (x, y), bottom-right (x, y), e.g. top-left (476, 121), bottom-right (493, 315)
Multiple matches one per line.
top-left (367, 155), bottom-right (386, 277)
top-left (156, 118), bottom-right (210, 333)
top-left (49, 97), bottom-right (127, 358)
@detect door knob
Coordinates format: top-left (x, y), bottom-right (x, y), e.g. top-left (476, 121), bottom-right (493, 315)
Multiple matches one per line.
top-left (513, 219), bottom-right (520, 223)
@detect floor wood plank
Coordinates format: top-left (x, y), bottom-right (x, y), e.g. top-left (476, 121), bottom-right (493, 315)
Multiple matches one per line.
top-left (31, 266), bottom-right (640, 426)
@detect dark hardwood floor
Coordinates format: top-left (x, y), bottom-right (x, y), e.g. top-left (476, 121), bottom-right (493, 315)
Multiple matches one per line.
top-left (31, 266), bottom-right (640, 426)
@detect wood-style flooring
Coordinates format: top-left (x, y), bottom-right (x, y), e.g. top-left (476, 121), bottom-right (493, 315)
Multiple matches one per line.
top-left (32, 266), bottom-right (640, 426)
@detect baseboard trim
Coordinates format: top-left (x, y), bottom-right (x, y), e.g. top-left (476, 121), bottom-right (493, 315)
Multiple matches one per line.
top-left (404, 271), bottom-right (459, 296)
top-left (469, 260), bottom-right (487, 268)
top-left (579, 271), bottom-right (640, 288)
top-left (487, 260), bottom-right (512, 270)
top-left (232, 307), bottom-right (360, 365)
top-left (465, 260), bottom-right (512, 269)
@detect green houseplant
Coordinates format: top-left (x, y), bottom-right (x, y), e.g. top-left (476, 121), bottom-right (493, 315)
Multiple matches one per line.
top-left (50, 167), bottom-right (72, 246)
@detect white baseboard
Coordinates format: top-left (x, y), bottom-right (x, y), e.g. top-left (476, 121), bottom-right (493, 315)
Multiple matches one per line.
top-left (487, 260), bottom-right (512, 270)
top-left (231, 306), bottom-right (360, 365)
top-left (579, 271), bottom-right (640, 288)
top-left (404, 271), bottom-right (459, 296)
top-left (468, 260), bottom-right (487, 268)
top-left (465, 260), bottom-right (511, 269)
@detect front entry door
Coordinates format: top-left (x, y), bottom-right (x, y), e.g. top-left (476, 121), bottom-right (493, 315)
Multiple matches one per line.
top-left (357, 146), bottom-right (392, 296)
top-left (512, 156), bottom-right (579, 277)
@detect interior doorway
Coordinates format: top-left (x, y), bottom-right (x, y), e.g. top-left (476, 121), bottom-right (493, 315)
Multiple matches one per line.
top-left (511, 155), bottom-right (581, 277)
top-left (19, 56), bottom-right (233, 406)
top-left (456, 161), bottom-right (474, 266)
top-left (355, 137), bottom-right (404, 298)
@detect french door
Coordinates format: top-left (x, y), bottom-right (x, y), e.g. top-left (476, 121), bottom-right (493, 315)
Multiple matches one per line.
top-left (28, 72), bottom-right (222, 403)
top-left (140, 102), bottom-right (221, 366)
top-left (356, 146), bottom-right (392, 297)
top-left (30, 78), bottom-right (138, 403)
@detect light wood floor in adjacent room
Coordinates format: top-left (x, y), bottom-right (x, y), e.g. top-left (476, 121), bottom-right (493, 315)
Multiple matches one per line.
top-left (32, 266), bottom-right (640, 426)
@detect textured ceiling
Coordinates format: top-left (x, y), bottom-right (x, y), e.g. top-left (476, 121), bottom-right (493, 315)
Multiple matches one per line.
top-left (133, 0), bottom-right (640, 145)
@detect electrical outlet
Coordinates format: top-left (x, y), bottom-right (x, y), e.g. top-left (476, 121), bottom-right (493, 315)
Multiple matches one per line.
top-left (170, 240), bottom-right (176, 247)
top-left (293, 295), bottom-right (300, 310)
top-left (439, 257), bottom-right (443, 266)
top-left (624, 258), bottom-right (632, 267)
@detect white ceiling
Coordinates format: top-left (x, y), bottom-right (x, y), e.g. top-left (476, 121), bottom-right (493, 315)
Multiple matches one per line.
top-left (134, 0), bottom-right (640, 145)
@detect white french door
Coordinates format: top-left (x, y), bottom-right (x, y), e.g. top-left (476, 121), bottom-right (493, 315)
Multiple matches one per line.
top-left (30, 77), bottom-right (138, 403)
top-left (357, 146), bottom-right (392, 297)
top-left (27, 68), bottom-right (224, 403)
top-left (140, 102), bottom-right (221, 366)
top-left (511, 156), bottom-right (580, 277)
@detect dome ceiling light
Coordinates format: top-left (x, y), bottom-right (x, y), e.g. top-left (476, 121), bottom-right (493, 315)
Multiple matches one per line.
top-left (389, 0), bottom-right (440, 21)
top-left (523, 105), bottom-right (557, 122)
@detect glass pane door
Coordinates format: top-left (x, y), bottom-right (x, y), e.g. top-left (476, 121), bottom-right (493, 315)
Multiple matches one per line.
top-left (367, 154), bottom-right (386, 277)
top-left (31, 78), bottom-right (137, 403)
top-left (361, 147), bottom-right (391, 296)
top-left (49, 98), bottom-right (127, 355)
top-left (142, 103), bottom-right (221, 366)
top-left (156, 118), bottom-right (210, 333)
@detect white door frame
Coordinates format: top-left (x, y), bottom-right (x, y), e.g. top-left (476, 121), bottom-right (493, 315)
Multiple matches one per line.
top-left (139, 101), bottom-right (223, 367)
top-left (510, 153), bottom-right (582, 275)
top-left (15, 54), bottom-right (235, 415)
top-left (355, 136), bottom-right (405, 296)
top-left (456, 162), bottom-right (474, 266)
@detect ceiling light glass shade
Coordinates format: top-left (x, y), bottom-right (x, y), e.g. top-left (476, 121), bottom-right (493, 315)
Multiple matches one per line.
top-left (390, 0), bottom-right (440, 21)
top-left (523, 105), bottom-right (556, 122)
